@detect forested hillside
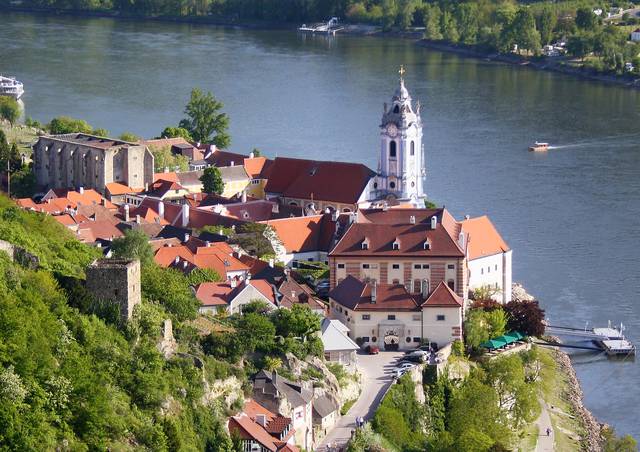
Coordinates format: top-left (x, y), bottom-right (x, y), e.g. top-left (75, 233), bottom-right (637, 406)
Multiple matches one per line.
top-left (0, 196), bottom-right (234, 450)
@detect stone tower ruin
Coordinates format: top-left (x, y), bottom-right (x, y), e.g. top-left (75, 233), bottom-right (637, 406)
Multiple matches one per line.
top-left (86, 258), bottom-right (141, 321)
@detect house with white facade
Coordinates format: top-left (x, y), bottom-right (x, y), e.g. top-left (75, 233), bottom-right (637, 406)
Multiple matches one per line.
top-left (195, 277), bottom-right (278, 314)
top-left (460, 216), bottom-right (512, 303)
top-left (320, 318), bottom-right (359, 367)
top-left (631, 28), bottom-right (640, 42)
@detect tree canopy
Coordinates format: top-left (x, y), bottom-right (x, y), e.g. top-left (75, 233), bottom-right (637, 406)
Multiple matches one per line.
top-left (200, 166), bottom-right (224, 195)
top-left (0, 96), bottom-right (20, 125)
top-left (179, 88), bottom-right (230, 147)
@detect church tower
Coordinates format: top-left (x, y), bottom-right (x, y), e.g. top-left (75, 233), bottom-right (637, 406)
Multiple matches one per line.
top-left (371, 66), bottom-right (426, 206)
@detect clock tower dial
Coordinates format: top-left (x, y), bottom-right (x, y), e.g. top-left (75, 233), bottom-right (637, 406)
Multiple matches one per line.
top-left (386, 123), bottom-right (398, 137)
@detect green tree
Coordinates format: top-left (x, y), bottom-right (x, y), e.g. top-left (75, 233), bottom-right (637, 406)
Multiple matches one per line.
top-left (142, 264), bottom-right (200, 320)
top-left (236, 312), bottom-right (276, 352)
top-left (537, 6), bottom-right (557, 45)
top-left (119, 131), bottom-right (140, 142)
top-left (423, 4), bottom-right (443, 40)
top-left (151, 145), bottom-right (189, 172)
top-left (512, 8), bottom-right (541, 55)
top-left (398, 0), bottom-right (417, 31)
top-left (456, 428), bottom-right (494, 452)
top-left (455, 3), bottom-right (479, 45)
top-left (441, 9), bottom-right (460, 43)
top-left (271, 304), bottom-right (321, 340)
top-left (0, 131), bottom-right (22, 172)
top-left (92, 127), bottom-right (109, 137)
top-left (381, 0), bottom-right (399, 31)
top-left (186, 267), bottom-right (221, 285)
top-left (48, 116), bottom-right (94, 134)
top-left (159, 126), bottom-right (193, 141)
top-left (575, 7), bottom-right (597, 30)
top-left (111, 229), bottom-right (154, 266)
top-left (0, 96), bottom-right (20, 125)
top-left (199, 166), bottom-right (224, 195)
top-left (463, 309), bottom-right (491, 349)
top-left (485, 308), bottom-right (507, 338)
top-left (179, 88), bottom-right (230, 147)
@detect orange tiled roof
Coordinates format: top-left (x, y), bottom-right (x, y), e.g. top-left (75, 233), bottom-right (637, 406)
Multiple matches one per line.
top-left (460, 216), bottom-right (510, 260)
top-left (263, 214), bottom-right (335, 254)
top-left (105, 182), bottom-right (143, 195)
top-left (243, 156), bottom-right (270, 178)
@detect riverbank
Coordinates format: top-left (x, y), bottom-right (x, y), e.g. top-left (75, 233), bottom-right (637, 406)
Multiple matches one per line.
top-left (417, 40), bottom-right (640, 91)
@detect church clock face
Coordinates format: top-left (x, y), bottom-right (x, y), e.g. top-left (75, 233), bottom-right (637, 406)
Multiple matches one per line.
top-left (386, 123), bottom-right (398, 137)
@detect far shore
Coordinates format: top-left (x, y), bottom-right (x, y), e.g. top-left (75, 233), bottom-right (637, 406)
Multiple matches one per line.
top-left (4, 7), bottom-right (640, 91)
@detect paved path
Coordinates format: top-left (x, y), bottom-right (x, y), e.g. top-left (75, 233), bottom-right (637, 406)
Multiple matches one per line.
top-left (316, 351), bottom-right (404, 451)
top-left (535, 398), bottom-right (555, 452)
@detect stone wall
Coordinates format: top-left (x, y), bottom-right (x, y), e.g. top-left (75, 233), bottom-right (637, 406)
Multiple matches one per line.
top-left (0, 239), bottom-right (40, 269)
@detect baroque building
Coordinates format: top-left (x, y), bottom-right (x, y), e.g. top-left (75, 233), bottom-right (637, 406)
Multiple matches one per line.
top-left (369, 66), bottom-right (426, 207)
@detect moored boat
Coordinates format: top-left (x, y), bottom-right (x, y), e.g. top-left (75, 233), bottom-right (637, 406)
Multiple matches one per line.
top-left (528, 141), bottom-right (549, 152)
top-left (0, 75), bottom-right (24, 99)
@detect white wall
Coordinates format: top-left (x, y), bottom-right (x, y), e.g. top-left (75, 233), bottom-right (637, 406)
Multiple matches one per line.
top-left (421, 306), bottom-right (462, 346)
top-left (467, 250), bottom-right (512, 303)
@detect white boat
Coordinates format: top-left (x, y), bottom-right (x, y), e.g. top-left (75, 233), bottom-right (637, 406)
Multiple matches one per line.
top-left (0, 75), bottom-right (24, 99)
top-left (529, 141), bottom-right (549, 152)
top-left (298, 17), bottom-right (343, 35)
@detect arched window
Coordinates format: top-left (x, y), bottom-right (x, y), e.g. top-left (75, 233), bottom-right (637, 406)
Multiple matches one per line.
top-left (393, 105), bottom-right (400, 114)
top-left (389, 141), bottom-right (396, 158)
top-left (410, 141), bottom-right (415, 156)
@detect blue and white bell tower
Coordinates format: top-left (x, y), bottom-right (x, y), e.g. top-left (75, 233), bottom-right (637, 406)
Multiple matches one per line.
top-left (370, 66), bottom-right (426, 206)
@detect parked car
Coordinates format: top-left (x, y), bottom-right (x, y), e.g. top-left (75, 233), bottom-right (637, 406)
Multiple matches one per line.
top-left (395, 362), bottom-right (416, 371)
top-left (394, 368), bottom-right (409, 379)
top-left (400, 354), bottom-right (426, 364)
top-left (366, 345), bottom-right (380, 355)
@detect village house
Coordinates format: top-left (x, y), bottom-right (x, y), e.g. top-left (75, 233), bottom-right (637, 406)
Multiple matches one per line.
top-left (460, 215), bottom-right (512, 303)
top-left (319, 318), bottom-right (359, 367)
top-left (151, 171), bottom-right (203, 194)
top-left (228, 399), bottom-right (299, 452)
top-left (244, 154), bottom-right (273, 199)
top-left (32, 134), bottom-right (154, 194)
top-left (218, 164), bottom-right (251, 198)
top-left (264, 157), bottom-right (375, 213)
top-left (195, 277), bottom-right (278, 314)
top-left (262, 213), bottom-right (338, 267)
top-left (631, 28), bottom-right (640, 42)
top-left (252, 370), bottom-right (314, 451)
top-left (312, 394), bottom-right (340, 443)
top-left (145, 178), bottom-right (191, 202)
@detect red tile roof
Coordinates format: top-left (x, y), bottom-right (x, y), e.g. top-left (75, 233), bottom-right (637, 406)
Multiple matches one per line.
top-left (105, 182), bottom-right (143, 196)
top-left (329, 276), bottom-right (421, 311)
top-left (76, 220), bottom-right (123, 243)
top-left (154, 242), bottom-right (249, 278)
top-left (330, 208), bottom-right (464, 258)
top-left (141, 137), bottom-right (190, 149)
top-left (228, 400), bottom-right (297, 452)
top-left (263, 214), bottom-right (336, 254)
top-left (195, 281), bottom-right (235, 307)
top-left (206, 149), bottom-right (248, 167)
top-left (264, 157), bottom-right (375, 204)
top-left (460, 216), bottom-right (510, 260)
top-left (244, 156), bottom-right (272, 179)
top-left (421, 281), bottom-right (463, 307)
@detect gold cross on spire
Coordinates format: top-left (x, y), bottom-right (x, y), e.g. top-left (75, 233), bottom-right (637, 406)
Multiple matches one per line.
top-left (398, 65), bottom-right (406, 79)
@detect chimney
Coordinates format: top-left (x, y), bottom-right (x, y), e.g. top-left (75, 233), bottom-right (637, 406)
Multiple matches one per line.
top-left (272, 203), bottom-right (279, 214)
top-left (230, 161), bottom-right (234, 166)
top-left (135, 214), bottom-right (141, 224)
top-left (205, 241), bottom-right (211, 247)
top-left (181, 204), bottom-right (189, 228)
top-left (230, 278), bottom-right (237, 288)
top-left (209, 144), bottom-right (215, 152)
top-left (246, 272), bottom-right (251, 281)
top-left (101, 198), bottom-right (106, 206)
top-left (370, 281), bottom-right (377, 303)
top-left (458, 232), bottom-right (465, 249)
top-left (183, 232), bottom-right (190, 243)
top-left (79, 186), bottom-right (84, 194)
top-left (145, 182), bottom-right (149, 191)
top-left (421, 279), bottom-right (429, 298)
top-left (331, 211), bottom-right (338, 222)
top-left (249, 152), bottom-right (254, 159)
top-left (465, 214), bottom-right (470, 220)
top-left (182, 261), bottom-right (188, 269)
top-left (158, 201), bottom-right (165, 220)
top-left (174, 256), bottom-right (180, 264)
top-left (164, 167), bottom-right (169, 173)
top-left (269, 258), bottom-right (274, 268)
top-left (430, 215), bottom-right (437, 230)
top-left (241, 190), bottom-right (247, 203)
top-left (124, 204), bottom-right (130, 222)
top-left (256, 414), bottom-right (267, 427)
top-left (409, 215), bottom-right (416, 224)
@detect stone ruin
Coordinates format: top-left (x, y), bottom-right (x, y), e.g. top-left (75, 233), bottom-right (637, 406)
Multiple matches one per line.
top-left (85, 258), bottom-right (141, 322)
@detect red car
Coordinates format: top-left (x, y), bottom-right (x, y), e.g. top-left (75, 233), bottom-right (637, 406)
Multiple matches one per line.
top-left (366, 345), bottom-right (380, 354)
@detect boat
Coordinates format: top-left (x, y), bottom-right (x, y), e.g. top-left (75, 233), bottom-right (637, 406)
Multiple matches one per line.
top-left (528, 141), bottom-right (549, 152)
top-left (298, 17), bottom-right (344, 35)
top-left (593, 322), bottom-right (635, 356)
top-left (0, 75), bottom-right (24, 99)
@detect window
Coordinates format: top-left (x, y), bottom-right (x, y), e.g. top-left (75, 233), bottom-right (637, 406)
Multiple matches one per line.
top-left (414, 264), bottom-right (421, 269)
top-left (437, 314), bottom-right (446, 321)
top-left (447, 264), bottom-right (455, 270)
top-left (387, 315), bottom-right (396, 320)
top-left (392, 279), bottom-right (399, 284)
top-left (447, 279), bottom-right (455, 291)
top-left (481, 268), bottom-right (484, 275)
top-left (495, 264), bottom-right (498, 271)
top-left (392, 242), bottom-right (399, 250)
top-left (362, 314), bottom-right (371, 320)
top-left (393, 105), bottom-right (400, 113)
top-left (362, 242), bottom-right (368, 250)
top-left (392, 264), bottom-right (400, 269)
top-left (412, 314), bottom-right (421, 321)
top-left (337, 263), bottom-right (345, 269)
top-left (423, 264), bottom-right (430, 269)
top-left (362, 336), bottom-right (370, 342)
top-left (373, 182), bottom-right (378, 189)
top-left (413, 337), bottom-right (421, 343)
top-left (406, 337), bottom-right (412, 343)
top-left (389, 141), bottom-right (397, 157)
top-left (362, 264), bottom-right (370, 269)
top-left (372, 336), bottom-right (377, 342)
top-left (410, 141), bottom-right (415, 156)
top-left (389, 181), bottom-right (396, 189)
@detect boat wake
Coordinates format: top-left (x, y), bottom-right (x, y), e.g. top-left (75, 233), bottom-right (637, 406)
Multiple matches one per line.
top-left (546, 132), bottom-right (640, 150)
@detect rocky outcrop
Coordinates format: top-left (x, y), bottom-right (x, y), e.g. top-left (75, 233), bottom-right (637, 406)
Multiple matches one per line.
top-left (553, 349), bottom-right (603, 452)
top-left (512, 282), bottom-right (535, 302)
top-left (201, 376), bottom-right (243, 409)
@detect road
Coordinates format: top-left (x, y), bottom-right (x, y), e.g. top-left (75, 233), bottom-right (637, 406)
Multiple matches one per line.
top-left (316, 350), bottom-right (404, 451)
top-left (535, 398), bottom-right (555, 452)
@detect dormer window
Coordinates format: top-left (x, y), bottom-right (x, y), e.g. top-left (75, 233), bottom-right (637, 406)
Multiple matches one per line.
top-left (392, 238), bottom-right (400, 250)
top-left (393, 105), bottom-right (400, 113)
top-left (423, 240), bottom-right (431, 250)
top-left (361, 238), bottom-right (370, 250)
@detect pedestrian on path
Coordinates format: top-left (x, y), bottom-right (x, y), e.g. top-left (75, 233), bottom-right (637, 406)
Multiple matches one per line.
top-left (546, 427), bottom-right (551, 437)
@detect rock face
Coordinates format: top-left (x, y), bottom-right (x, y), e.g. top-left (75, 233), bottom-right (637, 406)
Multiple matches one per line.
top-left (512, 282), bottom-right (535, 302)
top-left (201, 376), bottom-right (243, 409)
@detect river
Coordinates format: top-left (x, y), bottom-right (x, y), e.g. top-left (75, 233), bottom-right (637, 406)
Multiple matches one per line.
top-left (2, 11), bottom-right (640, 439)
